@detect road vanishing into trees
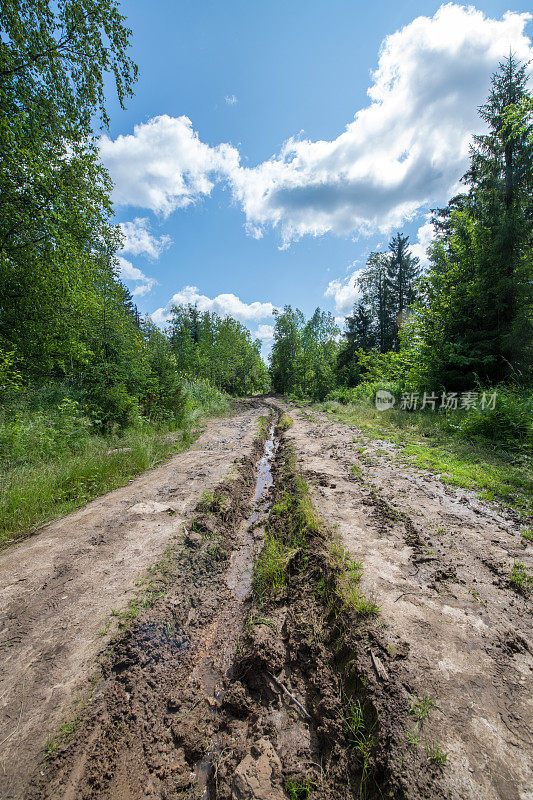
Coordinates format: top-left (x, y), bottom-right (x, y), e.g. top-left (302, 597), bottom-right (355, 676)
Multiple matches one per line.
top-left (0, 401), bottom-right (531, 800)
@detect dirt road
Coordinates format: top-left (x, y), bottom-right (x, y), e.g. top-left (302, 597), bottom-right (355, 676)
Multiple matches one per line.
top-left (1, 400), bottom-right (531, 800)
top-left (284, 405), bottom-right (532, 800)
top-left (0, 405), bottom-right (264, 800)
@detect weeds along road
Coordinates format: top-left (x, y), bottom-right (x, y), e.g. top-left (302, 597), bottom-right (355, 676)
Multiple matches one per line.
top-left (0, 404), bottom-right (265, 800)
top-left (1, 400), bottom-right (531, 800)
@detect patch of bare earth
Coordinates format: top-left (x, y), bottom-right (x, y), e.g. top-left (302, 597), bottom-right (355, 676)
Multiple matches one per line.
top-left (283, 405), bottom-right (532, 800)
top-left (0, 405), bottom-right (266, 800)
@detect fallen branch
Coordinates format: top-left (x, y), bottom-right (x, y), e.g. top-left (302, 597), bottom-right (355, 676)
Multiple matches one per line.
top-left (267, 671), bottom-right (311, 721)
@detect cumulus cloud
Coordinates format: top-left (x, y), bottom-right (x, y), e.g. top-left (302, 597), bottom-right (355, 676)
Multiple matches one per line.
top-left (119, 217), bottom-right (172, 259)
top-left (410, 216), bottom-right (436, 267)
top-left (234, 4), bottom-right (533, 243)
top-left (100, 115), bottom-right (240, 216)
top-left (150, 286), bottom-right (277, 326)
top-left (253, 324), bottom-right (275, 341)
top-left (101, 5), bottom-right (533, 243)
top-left (324, 266), bottom-right (364, 315)
top-left (117, 256), bottom-right (157, 297)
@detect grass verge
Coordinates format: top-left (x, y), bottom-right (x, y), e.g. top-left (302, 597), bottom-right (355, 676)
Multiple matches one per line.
top-left (0, 401), bottom-right (238, 549)
top-left (313, 402), bottom-right (532, 521)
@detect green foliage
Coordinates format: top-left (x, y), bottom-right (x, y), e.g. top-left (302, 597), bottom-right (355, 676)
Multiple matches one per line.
top-left (0, 349), bottom-right (22, 393)
top-left (0, 398), bottom-right (90, 468)
top-left (451, 388), bottom-right (532, 446)
top-left (401, 56), bottom-right (533, 389)
top-left (167, 305), bottom-right (269, 396)
top-left (270, 306), bottom-right (339, 399)
top-left (0, 377), bottom-right (228, 546)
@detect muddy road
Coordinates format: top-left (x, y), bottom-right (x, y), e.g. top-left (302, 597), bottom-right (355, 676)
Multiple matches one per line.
top-left (0, 405), bottom-right (265, 799)
top-left (284, 405), bottom-right (532, 800)
top-left (0, 400), bottom-right (531, 799)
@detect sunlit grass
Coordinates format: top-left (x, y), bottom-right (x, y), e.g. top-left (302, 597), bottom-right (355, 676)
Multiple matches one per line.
top-left (0, 428), bottom-right (195, 548)
top-left (315, 403), bottom-right (532, 521)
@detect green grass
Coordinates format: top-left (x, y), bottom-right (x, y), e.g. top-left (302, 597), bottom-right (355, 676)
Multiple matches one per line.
top-left (509, 561), bottom-right (533, 596)
top-left (252, 533), bottom-right (298, 599)
top-left (278, 412), bottom-right (294, 431)
top-left (521, 527), bottom-right (533, 543)
top-left (425, 739), bottom-right (448, 767)
top-left (285, 777), bottom-right (316, 799)
top-left (0, 378), bottom-right (234, 547)
top-left (314, 402), bottom-right (532, 521)
top-left (342, 695), bottom-right (375, 788)
top-left (0, 427), bottom-right (197, 548)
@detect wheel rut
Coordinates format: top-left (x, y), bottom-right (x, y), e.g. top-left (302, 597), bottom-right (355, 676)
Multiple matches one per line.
top-left (4, 400), bottom-right (532, 800)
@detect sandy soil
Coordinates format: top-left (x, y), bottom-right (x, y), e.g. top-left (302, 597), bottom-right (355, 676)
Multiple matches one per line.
top-left (0, 405), bottom-right (264, 800)
top-left (284, 405), bottom-right (533, 800)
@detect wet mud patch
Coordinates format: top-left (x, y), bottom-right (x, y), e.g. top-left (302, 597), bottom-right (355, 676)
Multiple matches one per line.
top-left (209, 435), bottom-right (440, 800)
top-left (25, 415), bottom-right (278, 800)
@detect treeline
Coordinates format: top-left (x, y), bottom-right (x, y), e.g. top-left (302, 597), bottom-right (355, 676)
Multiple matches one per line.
top-left (271, 56), bottom-right (533, 401)
top-left (0, 1), bottom-right (268, 432)
top-left (270, 307), bottom-right (339, 399)
top-left (166, 305), bottom-right (268, 395)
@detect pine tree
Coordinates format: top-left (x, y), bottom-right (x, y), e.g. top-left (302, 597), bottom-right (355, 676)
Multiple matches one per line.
top-left (359, 252), bottom-right (396, 353)
top-left (406, 56), bottom-right (533, 388)
top-left (386, 233), bottom-right (420, 347)
top-left (336, 301), bottom-right (376, 386)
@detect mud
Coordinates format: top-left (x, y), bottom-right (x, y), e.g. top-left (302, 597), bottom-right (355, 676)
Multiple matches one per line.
top-left (3, 399), bottom-right (532, 800)
top-left (283, 404), bottom-right (532, 800)
top-left (22, 411), bottom-right (278, 800)
top-left (0, 406), bottom-right (265, 800)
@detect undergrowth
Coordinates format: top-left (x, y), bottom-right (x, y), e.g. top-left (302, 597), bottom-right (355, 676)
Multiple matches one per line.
top-left (0, 380), bottom-right (231, 547)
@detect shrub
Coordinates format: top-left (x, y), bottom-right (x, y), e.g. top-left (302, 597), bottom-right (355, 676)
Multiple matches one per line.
top-left (455, 388), bottom-right (532, 446)
top-left (0, 398), bottom-right (91, 468)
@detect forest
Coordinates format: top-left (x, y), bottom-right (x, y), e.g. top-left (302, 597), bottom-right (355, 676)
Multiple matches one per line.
top-left (0, 1), bottom-right (532, 542)
top-left (1, 5), bottom-right (532, 799)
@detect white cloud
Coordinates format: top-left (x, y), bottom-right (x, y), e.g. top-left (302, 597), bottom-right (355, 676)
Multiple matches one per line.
top-left (253, 324), bottom-right (275, 341)
top-left (150, 286), bottom-right (277, 326)
top-left (410, 216), bottom-right (435, 267)
top-left (324, 267), bottom-right (364, 315)
top-left (233, 4), bottom-right (533, 243)
top-left (225, 94), bottom-right (238, 105)
top-left (100, 5), bottom-right (533, 243)
top-left (117, 256), bottom-right (157, 297)
top-left (100, 115), bottom-right (240, 216)
top-left (119, 217), bottom-right (172, 259)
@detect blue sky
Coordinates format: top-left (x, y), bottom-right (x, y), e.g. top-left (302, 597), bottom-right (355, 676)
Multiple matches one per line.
top-left (102, 1), bottom-right (533, 352)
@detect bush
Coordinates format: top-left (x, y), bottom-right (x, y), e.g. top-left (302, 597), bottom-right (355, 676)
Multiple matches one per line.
top-left (86, 382), bottom-right (141, 431)
top-left (0, 398), bottom-right (91, 468)
top-left (455, 388), bottom-right (533, 446)
top-left (325, 381), bottom-right (402, 406)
